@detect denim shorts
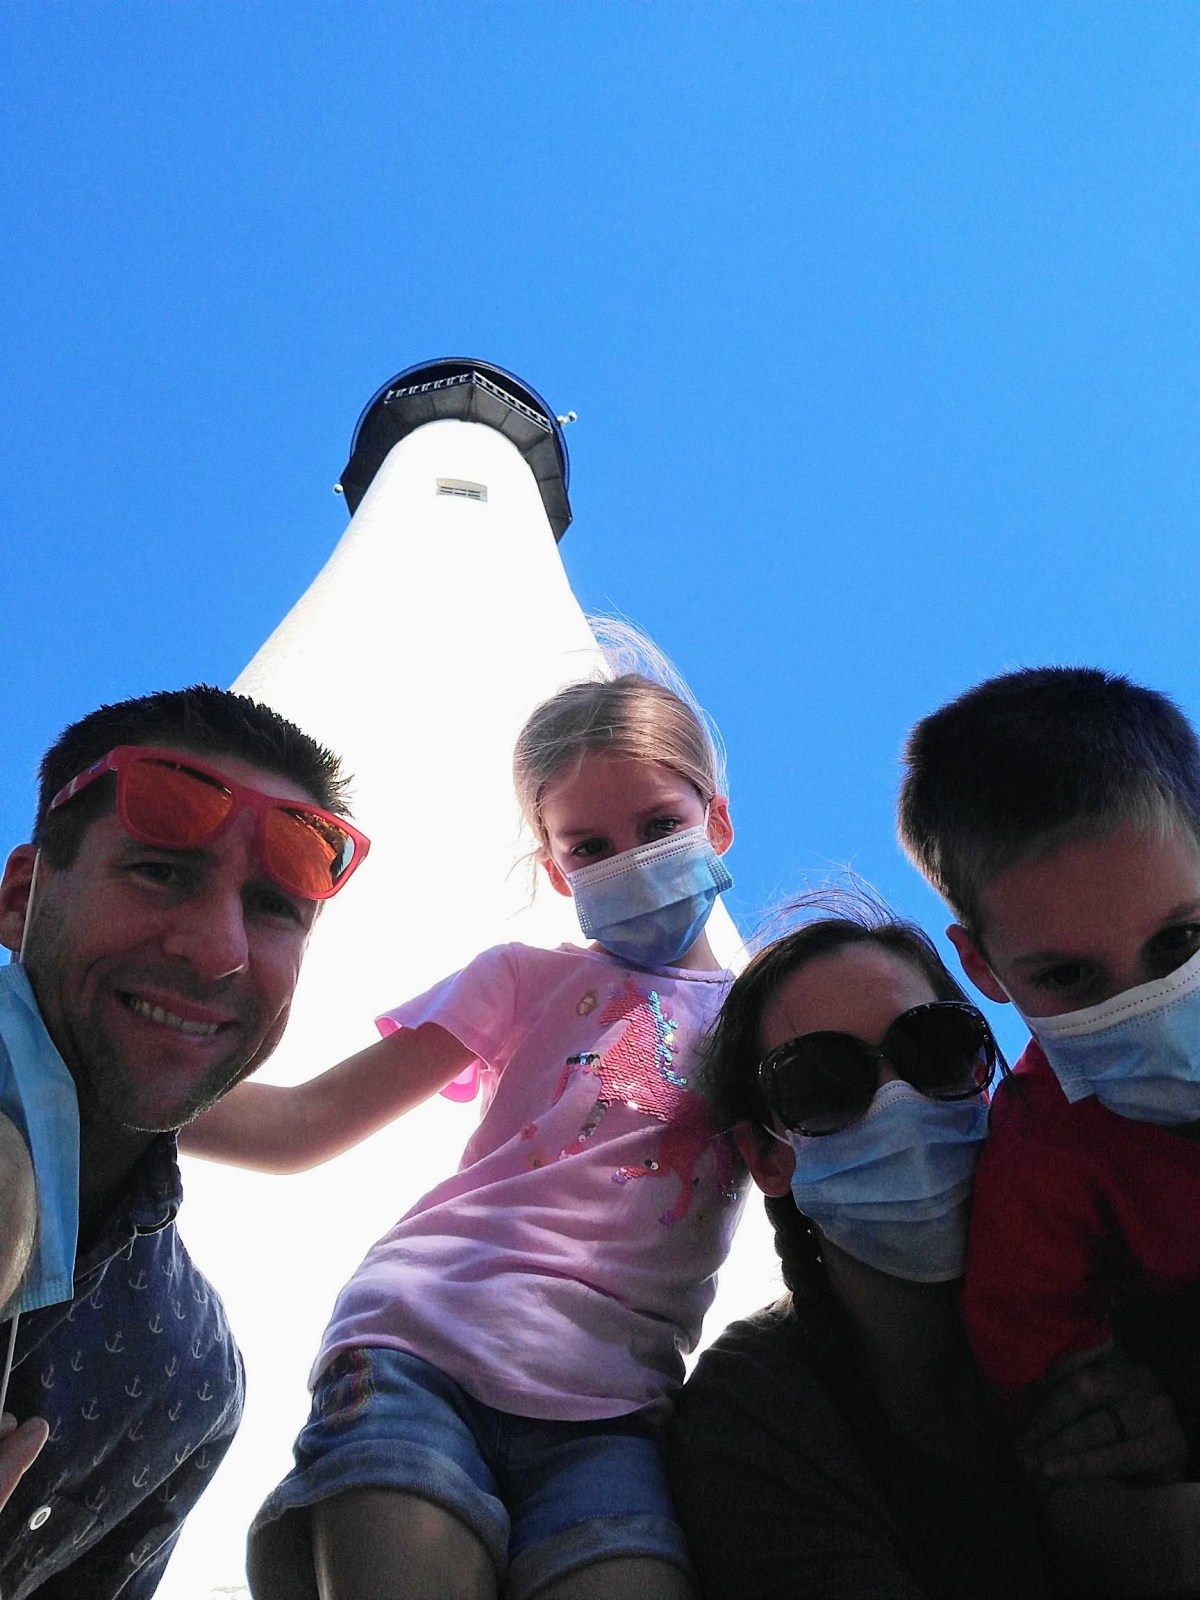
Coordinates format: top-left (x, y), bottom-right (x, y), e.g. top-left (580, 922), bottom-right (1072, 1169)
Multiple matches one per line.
top-left (247, 1346), bottom-right (691, 1600)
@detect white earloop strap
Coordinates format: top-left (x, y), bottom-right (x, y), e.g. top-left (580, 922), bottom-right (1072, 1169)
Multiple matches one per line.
top-left (15, 852), bottom-right (40, 966)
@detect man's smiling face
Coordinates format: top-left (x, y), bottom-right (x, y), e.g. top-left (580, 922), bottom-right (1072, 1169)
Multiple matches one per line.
top-left (0, 750), bottom-right (318, 1136)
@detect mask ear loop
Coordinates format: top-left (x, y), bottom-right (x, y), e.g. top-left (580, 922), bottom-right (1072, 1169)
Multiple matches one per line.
top-left (0, 851), bottom-right (39, 1410)
top-left (15, 849), bottom-right (41, 966)
top-left (0, 1314), bottom-right (18, 1419)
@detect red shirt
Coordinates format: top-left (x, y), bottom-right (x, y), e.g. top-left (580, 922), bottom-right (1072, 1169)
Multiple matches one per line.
top-left (963, 1041), bottom-right (1200, 1402)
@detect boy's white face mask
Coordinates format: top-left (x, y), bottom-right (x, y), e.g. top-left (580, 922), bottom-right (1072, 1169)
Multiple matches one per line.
top-left (1020, 946), bottom-right (1200, 1124)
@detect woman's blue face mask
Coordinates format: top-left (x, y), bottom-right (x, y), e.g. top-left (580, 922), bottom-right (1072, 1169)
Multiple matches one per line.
top-left (770, 1079), bottom-right (990, 1283)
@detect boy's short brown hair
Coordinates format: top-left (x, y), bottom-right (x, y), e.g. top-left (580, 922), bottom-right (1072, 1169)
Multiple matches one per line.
top-left (897, 666), bottom-right (1200, 938)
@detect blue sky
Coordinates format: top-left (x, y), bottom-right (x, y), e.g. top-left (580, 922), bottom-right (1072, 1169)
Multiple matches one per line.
top-left (4, 2), bottom-right (1198, 1058)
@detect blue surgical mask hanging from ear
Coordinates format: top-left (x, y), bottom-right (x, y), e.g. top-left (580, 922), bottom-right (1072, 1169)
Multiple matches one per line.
top-left (783, 1082), bottom-right (989, 1282)
top-left (1020, 946), bottom-right (1200, 1125)
top-left (2, 854), bottom-right (80, 1320)
top-left (567, 824), bottom-right (733, 968)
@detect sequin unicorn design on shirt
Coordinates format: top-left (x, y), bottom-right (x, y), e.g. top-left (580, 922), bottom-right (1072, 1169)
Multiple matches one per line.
top-left (558, 974), bottom-right (734, 1224)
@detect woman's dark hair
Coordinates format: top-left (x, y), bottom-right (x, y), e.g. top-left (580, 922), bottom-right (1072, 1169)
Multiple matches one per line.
top-left (703, 889), bottom-right (982, 1296)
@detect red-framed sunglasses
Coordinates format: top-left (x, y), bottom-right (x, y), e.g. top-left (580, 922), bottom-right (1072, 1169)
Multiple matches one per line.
top-left (47, 745), bottom-right (371, 902)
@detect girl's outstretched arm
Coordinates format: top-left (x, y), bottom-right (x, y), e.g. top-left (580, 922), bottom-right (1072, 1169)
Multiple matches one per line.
top-left (179, 1024), bottom-right (474, 1174)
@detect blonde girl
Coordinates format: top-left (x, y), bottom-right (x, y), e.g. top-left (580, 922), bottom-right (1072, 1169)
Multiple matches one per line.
top-left (183, 663), bottom-right (741, 1600)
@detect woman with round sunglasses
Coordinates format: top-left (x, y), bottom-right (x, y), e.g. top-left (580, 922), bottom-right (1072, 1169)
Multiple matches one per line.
top-left (666, 898), bottom-right (1185, 1600)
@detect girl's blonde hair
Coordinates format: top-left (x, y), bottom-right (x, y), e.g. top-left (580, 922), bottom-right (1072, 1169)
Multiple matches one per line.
top-left (513, 620), bottom-right (727, 848)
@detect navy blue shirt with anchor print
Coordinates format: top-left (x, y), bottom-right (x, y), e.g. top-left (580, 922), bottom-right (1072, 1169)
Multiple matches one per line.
top-left (0, 1136), bottom-right (243, 1598)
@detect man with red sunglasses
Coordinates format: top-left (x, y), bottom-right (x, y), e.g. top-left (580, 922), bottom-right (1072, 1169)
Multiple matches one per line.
top-left (0, 684), bottom-right (365, 1598)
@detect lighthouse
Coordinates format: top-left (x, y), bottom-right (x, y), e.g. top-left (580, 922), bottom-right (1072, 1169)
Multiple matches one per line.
top-left (160, 361), bottom-right (777, 1597)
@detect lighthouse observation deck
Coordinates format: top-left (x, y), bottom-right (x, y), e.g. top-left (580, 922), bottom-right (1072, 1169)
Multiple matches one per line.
top-left (339, 358), bottom-right (573, 540)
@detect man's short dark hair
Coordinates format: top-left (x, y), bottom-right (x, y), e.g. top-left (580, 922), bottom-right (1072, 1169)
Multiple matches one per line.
top-left (34, 685), bottom-right (350, 868)
top-left (897, 666), bottom-right (1200, 937)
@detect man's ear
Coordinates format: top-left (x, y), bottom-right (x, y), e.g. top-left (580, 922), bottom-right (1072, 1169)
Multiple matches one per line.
top-left (946, 923), bottom-right (1009, 1005)
top-left (734, 1120), bottom-right (795, 1197)
top-left (0, 846), bottom-right (38, 955)
top-left (707, 796), bottom-right (734, 856)
top-left (540, 853), bottom-right (573, 899)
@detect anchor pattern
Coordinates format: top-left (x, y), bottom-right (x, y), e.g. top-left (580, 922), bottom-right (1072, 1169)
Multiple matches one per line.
top-left (0, 1136), bottom-right (244, 1597)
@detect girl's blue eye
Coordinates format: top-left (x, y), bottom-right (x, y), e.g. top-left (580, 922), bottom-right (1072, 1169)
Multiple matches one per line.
top-left (570, 838), bottom-right (607, 860)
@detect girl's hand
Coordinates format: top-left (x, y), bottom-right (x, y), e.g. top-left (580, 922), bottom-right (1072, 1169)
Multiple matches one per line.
top-left (1020, 1339), bottom-right (1187, 1485)
top-left (0, 1412), bottom-right (49, 1511)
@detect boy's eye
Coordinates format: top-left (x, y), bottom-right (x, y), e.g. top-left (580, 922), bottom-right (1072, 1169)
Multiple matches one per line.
top-left (1030, 961), bottom-right (1095, 999)
top-left (1146, 922), bottom-right (1200, 975)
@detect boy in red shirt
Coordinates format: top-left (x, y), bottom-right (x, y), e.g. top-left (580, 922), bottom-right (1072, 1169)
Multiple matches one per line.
top-left (899, 666), bottom-right (1200, 1598)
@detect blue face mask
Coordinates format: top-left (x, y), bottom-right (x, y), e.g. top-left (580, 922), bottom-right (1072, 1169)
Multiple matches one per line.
top-left (0, 961), bottom-right (80, 1318)
top-left (567, 825), bottom-right (733, 968)
top-left (784, 1080), bottom-right (990, 1282)
top-left (1025, 946), bottom-right (1200, 1124)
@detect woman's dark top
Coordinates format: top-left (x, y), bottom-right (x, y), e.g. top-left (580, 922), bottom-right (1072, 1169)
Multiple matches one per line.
top-left (667, 1296), bottom-right (1058, 1600)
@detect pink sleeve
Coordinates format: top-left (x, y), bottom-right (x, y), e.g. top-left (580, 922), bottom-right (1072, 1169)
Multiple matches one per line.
top-left (439, 1066), bottom-right (484, 1104)
top-left (376, 945), bottom-right (520, 1104)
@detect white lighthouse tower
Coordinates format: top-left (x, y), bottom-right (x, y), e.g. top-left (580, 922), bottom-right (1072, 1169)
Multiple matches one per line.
top-left (160, 361), bottom-right (777, 1598)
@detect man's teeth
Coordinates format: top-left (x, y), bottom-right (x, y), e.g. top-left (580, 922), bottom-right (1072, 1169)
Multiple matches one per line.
top-left (126, 997), bottom-right (221, 1037)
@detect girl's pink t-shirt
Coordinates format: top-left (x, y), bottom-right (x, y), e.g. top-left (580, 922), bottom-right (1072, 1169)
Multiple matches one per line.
top-left (313, 943), bottom-right (743, 1420)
